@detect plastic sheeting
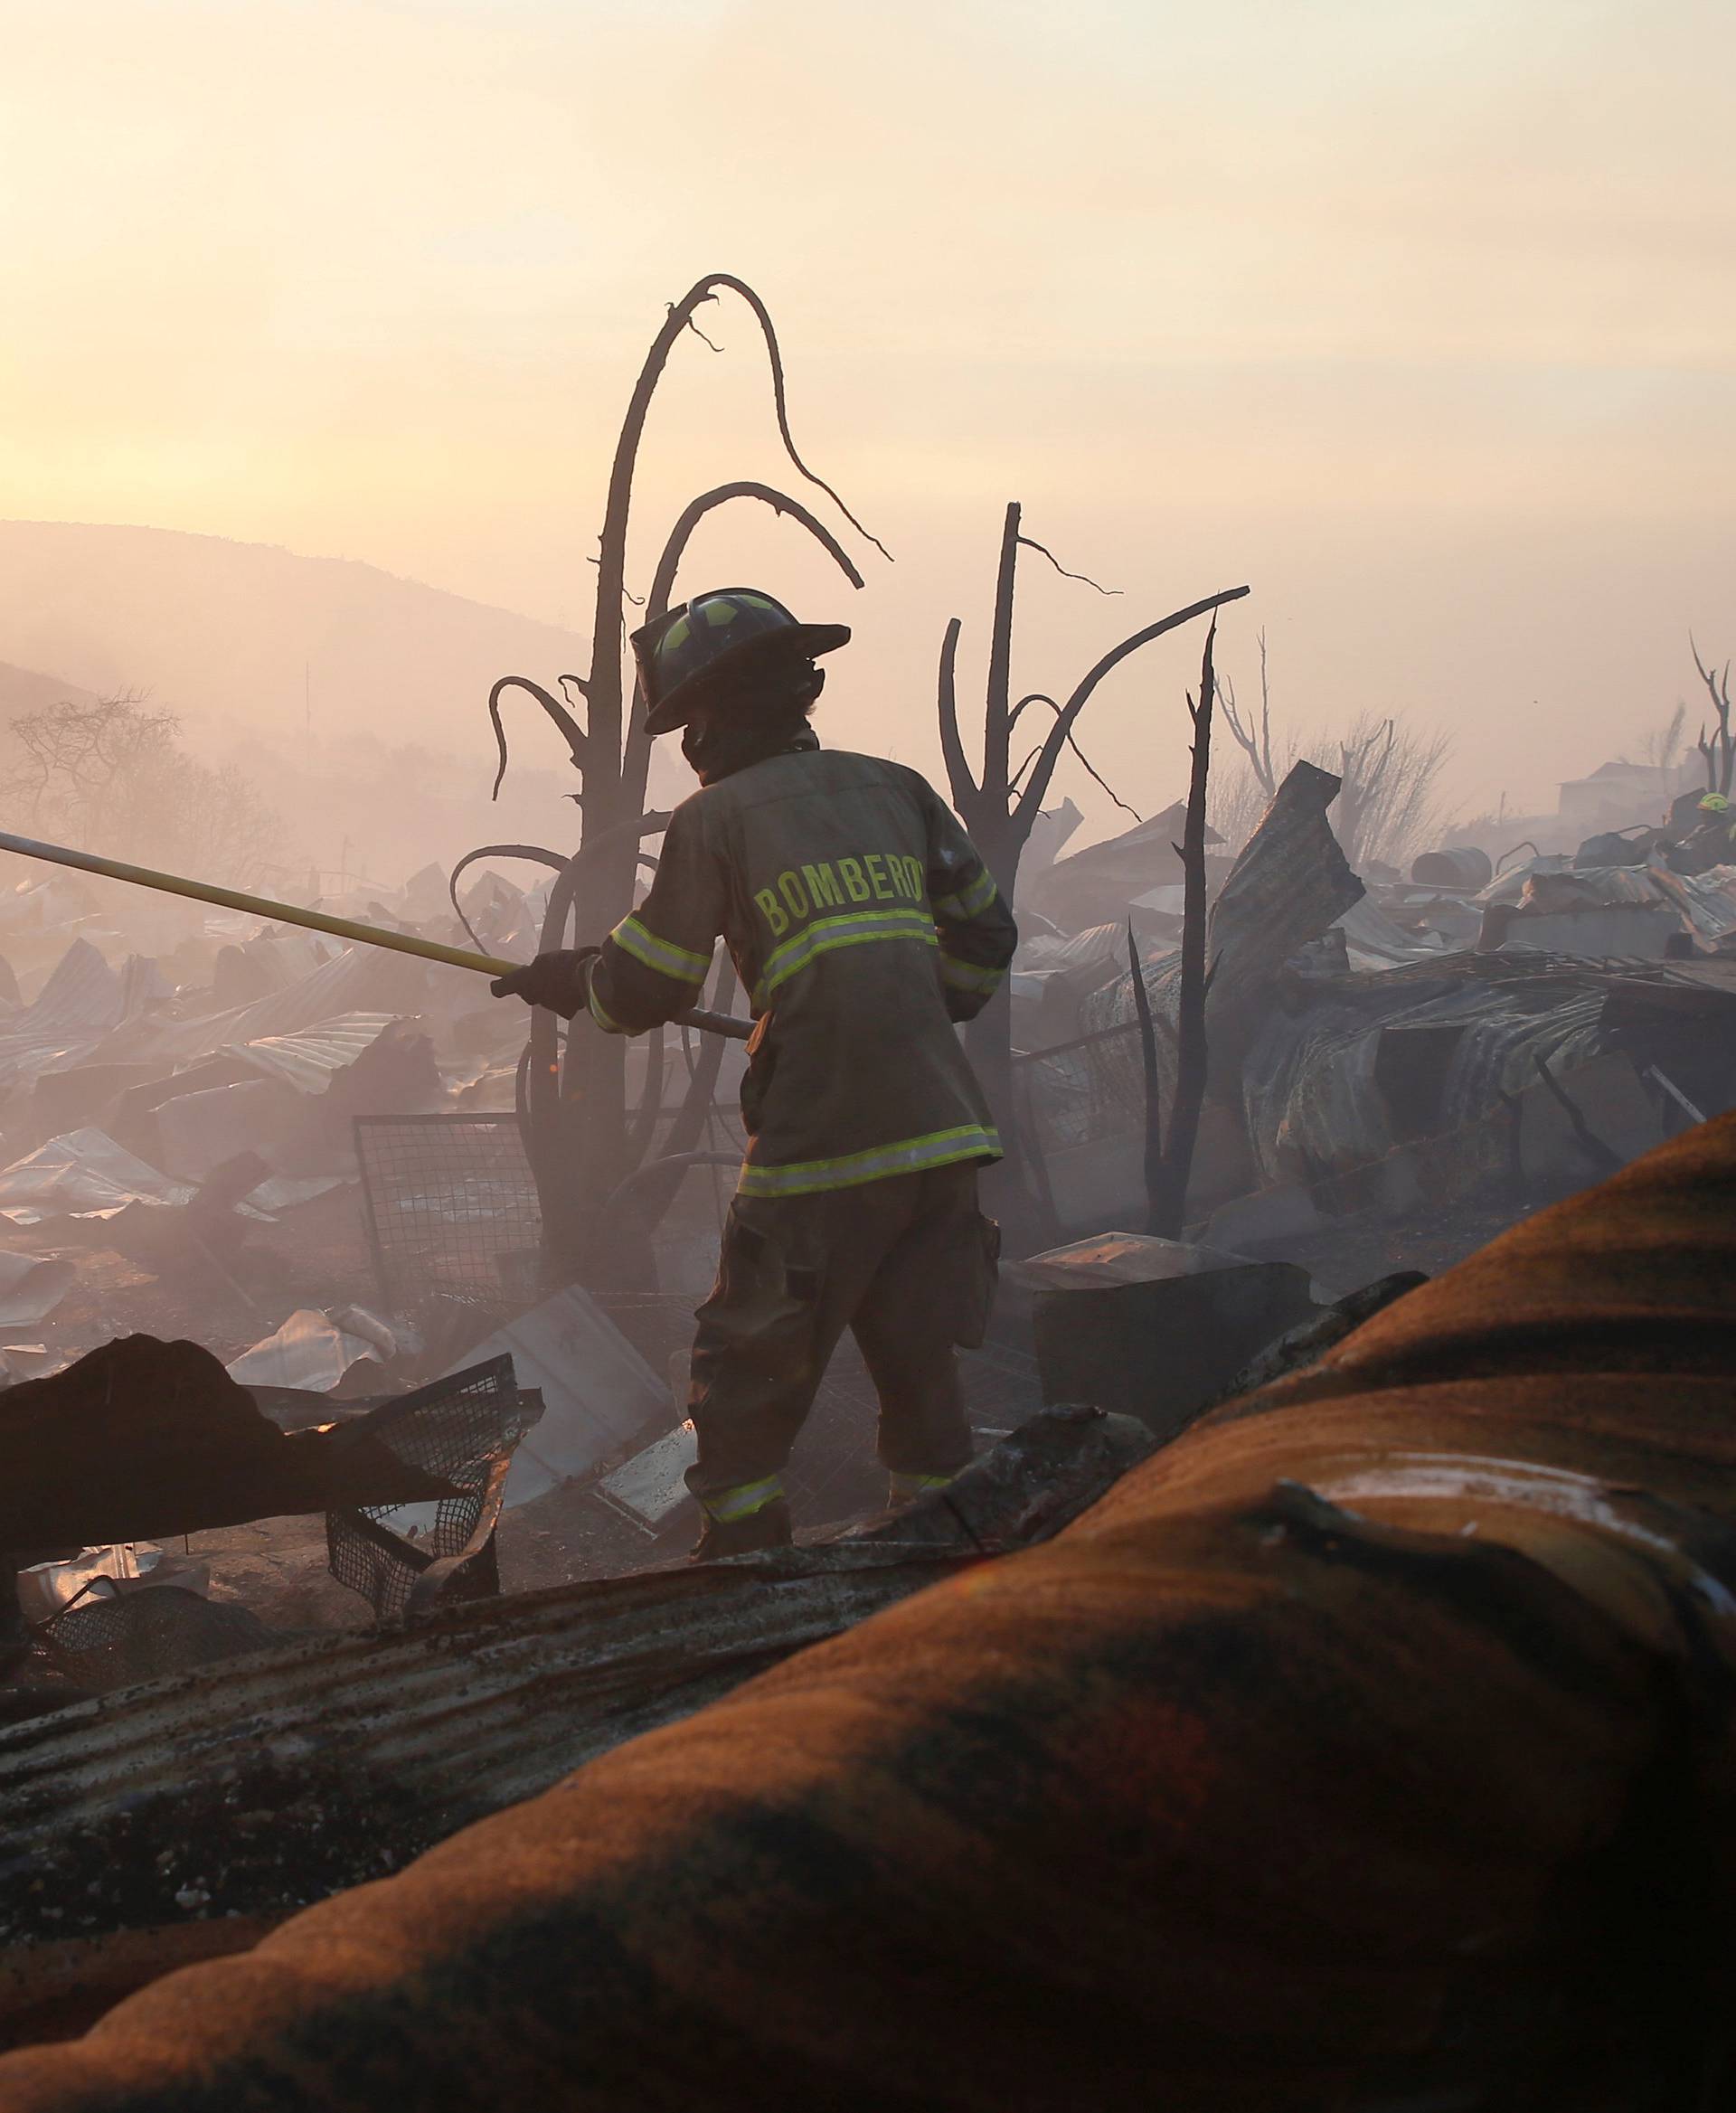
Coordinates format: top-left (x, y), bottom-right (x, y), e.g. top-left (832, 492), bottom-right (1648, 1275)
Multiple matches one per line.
top-left (447, 1286), bottom-right (669, 1506)
top-left (0, 1250), bottom-right (75, 1327)
top-left (0, 1127), bottom-right (189, 1222)
top-left (224, 1306), bottom-right (411, 1392)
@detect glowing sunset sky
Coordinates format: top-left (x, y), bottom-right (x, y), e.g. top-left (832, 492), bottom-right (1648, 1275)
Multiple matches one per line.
top-left (4, 0), bottom-right (1732, 834)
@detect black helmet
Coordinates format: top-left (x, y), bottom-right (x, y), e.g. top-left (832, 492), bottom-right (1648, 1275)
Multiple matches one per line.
top-left (632, 588), bottom-right (850, 736)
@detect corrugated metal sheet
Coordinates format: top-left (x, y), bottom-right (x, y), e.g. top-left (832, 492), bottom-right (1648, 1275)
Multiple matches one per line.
top-left (0, 1411), bottom-right (1148, 1951)
top-left (124, 944), bottom-right (430, 1067)
top-left (2, 1127), bottom-right (1732, 2103)
top-left (1208, 760), bottom-right (1364, 1023)
top-left (1335, 896), bottom-right (1451, 970)
top-left (0, 941), bottom-right (127, 1089)
top-left (224, 1013), bottom-right (396, 1093)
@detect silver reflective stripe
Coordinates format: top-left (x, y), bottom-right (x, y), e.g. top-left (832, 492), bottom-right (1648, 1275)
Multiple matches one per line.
top-left (613, 914), bottom-right (712, 986)
top-left (935, 867), bottom-right (998, 920)
top-left (738, 1123), bottom-right (1001, 1198)
top-left (703, 1475), bottom-right (785, 1523)
top-left (939, 953), bottom-right (1005, 994)
top-left (754, 908), bottom-right (935, 1004)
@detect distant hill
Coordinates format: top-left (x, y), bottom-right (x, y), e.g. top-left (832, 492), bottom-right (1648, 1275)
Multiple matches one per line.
top-left (0, 522), bottom-right (691, 880)
top-left (0, 661), bottom-right (99, 715)
top-left (0, 520), bottom-right (596, 759)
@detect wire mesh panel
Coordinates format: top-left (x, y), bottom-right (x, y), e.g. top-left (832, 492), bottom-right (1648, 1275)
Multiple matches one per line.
top-left (31, 1589), bottom-right (278, 1693)
top-left (355, 1115), bottom-right (542, 1316)
top-left (326, 1354), bottom-right (536, 1623)
top-left (1013, 1021), bottom-right (1146, 1155)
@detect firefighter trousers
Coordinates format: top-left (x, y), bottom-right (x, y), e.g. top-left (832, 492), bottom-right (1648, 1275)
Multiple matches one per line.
top-left (684, 1161), bottom-right (999, 1508)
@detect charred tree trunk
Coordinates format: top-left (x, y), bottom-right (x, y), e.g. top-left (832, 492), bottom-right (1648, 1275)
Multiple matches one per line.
top-left (938, 505), bottom-right (1247, 1248)
top-left (475, 278), bottom-right (879, 1286)
top-left (1147, 620), bottom-right (1218, 1238)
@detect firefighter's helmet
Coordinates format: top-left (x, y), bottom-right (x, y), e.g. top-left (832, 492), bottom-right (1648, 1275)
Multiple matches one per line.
top-left (632, 589), bottom-right (850, 736)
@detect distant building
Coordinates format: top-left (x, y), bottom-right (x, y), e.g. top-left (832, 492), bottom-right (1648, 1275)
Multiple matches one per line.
top-left (1557, 759), bottom-right (1701, 834)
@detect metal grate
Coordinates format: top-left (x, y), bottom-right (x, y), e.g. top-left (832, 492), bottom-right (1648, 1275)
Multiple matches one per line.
top-left (355, 1114), bottom-right (542, 1317)
top-left (1013, 1020), bottom-right (1146, 1154)
top-left (30, 1588), bottom-right (278, 1694)
top-left (326, 1354), bottom-right (535, 1623)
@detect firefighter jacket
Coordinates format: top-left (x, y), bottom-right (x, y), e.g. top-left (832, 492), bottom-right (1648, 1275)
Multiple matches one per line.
top-left (587, 745), bottom-right (1018, 1198)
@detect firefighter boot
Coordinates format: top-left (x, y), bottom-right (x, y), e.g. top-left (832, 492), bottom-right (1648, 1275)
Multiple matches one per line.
top-left (690, 1497), bottom-right (793, 1561)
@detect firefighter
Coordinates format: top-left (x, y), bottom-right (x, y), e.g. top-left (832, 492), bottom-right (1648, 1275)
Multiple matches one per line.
top-left (492, 589), bottom-right (1018, 1558)
top-left (1665, 790), bottom-right (1736, 875)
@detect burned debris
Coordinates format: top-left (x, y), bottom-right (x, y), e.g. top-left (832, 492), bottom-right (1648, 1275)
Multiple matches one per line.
top-left (0, 267), bottom-right (1731, 2104)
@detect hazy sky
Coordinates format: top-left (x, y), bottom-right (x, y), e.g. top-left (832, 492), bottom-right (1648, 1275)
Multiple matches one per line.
top-left (4, 0), bottom-right (1734, 836)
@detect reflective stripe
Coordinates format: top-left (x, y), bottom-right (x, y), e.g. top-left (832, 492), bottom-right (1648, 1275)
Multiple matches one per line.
top-left (588, 980), bottom-right (628, 1036)
top-left (934, 867), bottom-right (998, 920)
top-left (890, 1469), bottom-right (957, 1496)
top-left (612, 913), bottom-right (712, 986)
top-left (738, 1122), bottom-right (1001, 1198)
top-left (939, 953), bottom-right (1005, 995)
top-left (703, 1475), bottom-right (786, 1523)
top-left (755, 908), bottom-right (936, 1004)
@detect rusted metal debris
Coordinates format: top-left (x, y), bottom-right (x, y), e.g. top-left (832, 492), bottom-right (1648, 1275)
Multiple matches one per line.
top-left (0, 1407), bottom-right (1152, 1979)
top-left (2, 1120), bottom-right (1730, 2105)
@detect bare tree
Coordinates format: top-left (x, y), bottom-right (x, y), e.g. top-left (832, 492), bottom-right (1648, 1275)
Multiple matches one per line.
top-left (1218, 636), bottom-right (1453, 869)
top-left (467, 275), bottom-right (880, 1284)
top-left (0, 696), bottom-right (289, 890)
top-left (936, 500), bottom-right (1247, 1222)
top-left (1220, 628), bottom-right (1278, 797)
top-left (1690, 637), bottom-right (1734, 797)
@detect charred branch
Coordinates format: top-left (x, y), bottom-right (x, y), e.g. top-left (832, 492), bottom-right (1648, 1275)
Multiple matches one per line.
top-left (1219, 627), bottom-right (1277, 797)
top-left (937, 617), bottom-right (977, 809)
top-left (1690, 635), bottom-right (1734, 797)
top-left (445, 844), bottom-right (572, 953)
top-left (1014, 534), bottom-right (1121, 595)
top-left (1011, 585), bottom-right (1250, 838)
top-left (623, 480), bottom-right (867, 819)
top-left (1007, 693), bottom-right (1139, 822)
top-left (486, 677), bottom-right (588, 801)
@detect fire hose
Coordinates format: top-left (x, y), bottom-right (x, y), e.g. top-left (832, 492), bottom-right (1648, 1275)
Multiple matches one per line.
top-left (0, 827), bottom-right (753, 1040)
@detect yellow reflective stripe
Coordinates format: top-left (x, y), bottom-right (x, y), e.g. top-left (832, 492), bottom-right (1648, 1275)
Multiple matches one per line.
top-left (588, 980), bottom-right (628, 1036)
top-left (961, 868), bottom-right (998, 916)
top-left (939, 953), bottom-right (1005, 994)
top-left (935, 867), bottom-right (998, 920)
top-left (612, 914), bottom-right (711, 986)
top-left (737, 1123), bottom-right (1001, 1198)
top-left (755, 909), bottom-right (936, 1004)
top-left (703, 1475), bottom-right (785, 1523)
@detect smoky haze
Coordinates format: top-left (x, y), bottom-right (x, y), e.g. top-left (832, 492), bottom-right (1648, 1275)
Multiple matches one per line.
top-left (1, 0), bottom-right (1732, 880)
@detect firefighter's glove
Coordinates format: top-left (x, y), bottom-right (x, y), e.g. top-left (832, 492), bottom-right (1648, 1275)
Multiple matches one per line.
top-left (489, 947), bottom-right (599, 1020)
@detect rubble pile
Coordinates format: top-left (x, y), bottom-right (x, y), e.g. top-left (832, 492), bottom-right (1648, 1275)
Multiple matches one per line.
top-left (1, 1118), bottom-right (1730, 2101)
top-left (1011, 763), bottom-right (1736, 1259)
